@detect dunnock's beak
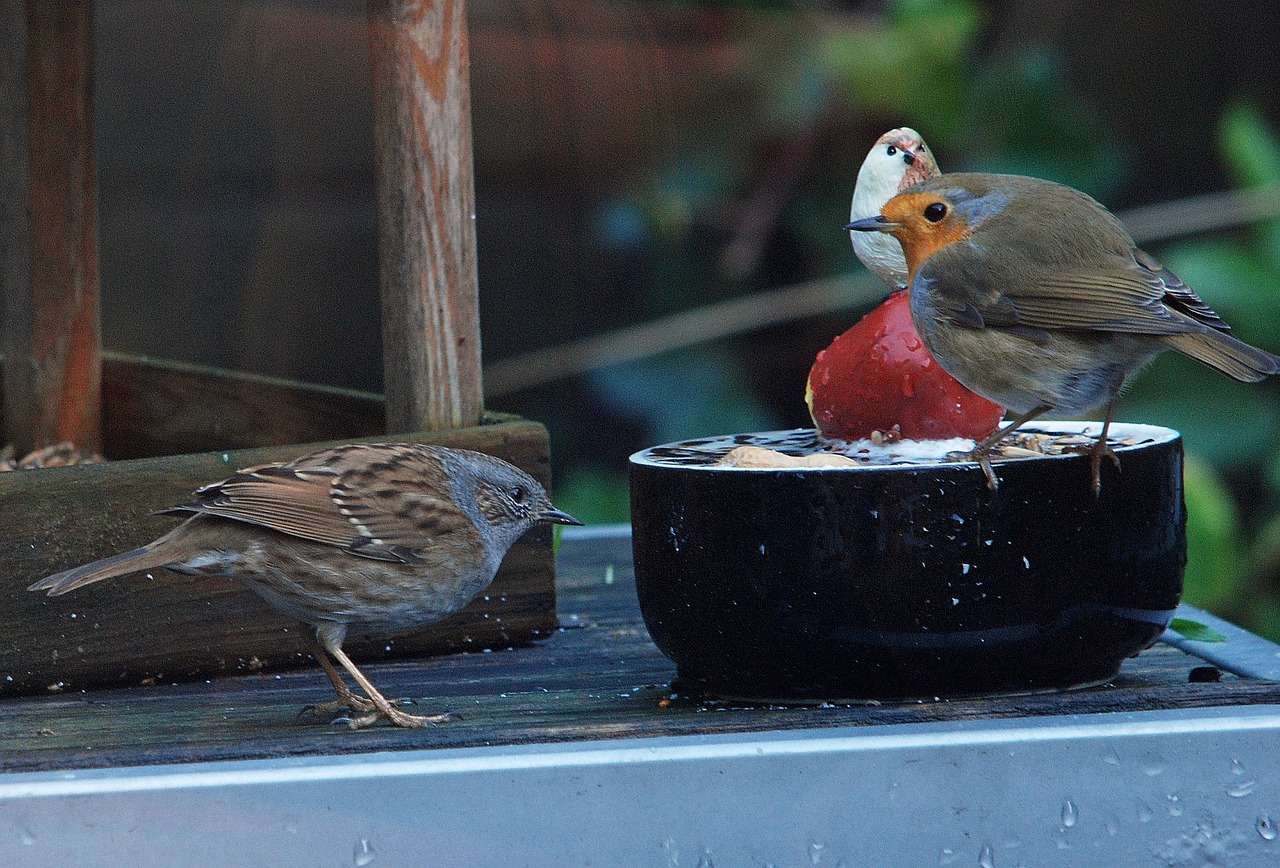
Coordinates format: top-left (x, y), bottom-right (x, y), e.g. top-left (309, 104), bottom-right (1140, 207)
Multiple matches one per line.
top-left (845, 215), bottom-right (898, 233)
top-left (540, 507), bottom-right (584, 526)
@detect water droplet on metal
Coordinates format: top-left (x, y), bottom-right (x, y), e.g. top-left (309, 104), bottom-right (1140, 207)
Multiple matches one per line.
top-left (353, 838), bottom-right (376, 867)
top-left (809, 842), bottom-right (825, 865)
top-left (937, 847), bottom-right (959, 865)
top-left (1166, 794), bottom-right (1183, 817)
top-left (978, 843), bottom-right (996, 868)
top-left (1231, 758), bottom-right (1247, 776)
top-left (1227, 780), bottom-right (1256, 798)
top-left (1061, 799), bottom-right (1078, 828)
top-left (1102, 749), bottom-right (1121, 766)
top-left (1258, 814), bottom-right (1278, 841)
top-left (1137, 801), bottom-right (1154, 823)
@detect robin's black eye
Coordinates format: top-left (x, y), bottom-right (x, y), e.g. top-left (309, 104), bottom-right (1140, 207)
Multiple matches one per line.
top-left (510, 485), bottom-right (527, 502)
top-left (924, 202), bottom-right (947, 222)
top-left (886, 145), bottom-right (897, 156)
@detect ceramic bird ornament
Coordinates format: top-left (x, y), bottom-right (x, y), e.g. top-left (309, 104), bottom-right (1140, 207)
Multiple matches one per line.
top-left (849, 127), bottom-right (941, 289)
top-left (807, 127), bottom-right (1004, 442)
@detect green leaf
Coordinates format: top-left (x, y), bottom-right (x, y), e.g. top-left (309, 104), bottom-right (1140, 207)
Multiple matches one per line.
top-left (1216, 99), bottom-right (1280, 261)
top-left (1168, 618), bottom-right (1227, 643)
top-left (1178, 456), bottom-right (1246, 610)
top-left (554, 466), bottom-right (632, 527)
top-left (823, 0), bottom-right (982, 143)
top-left (1218, 99), bottom-right (1280, 190)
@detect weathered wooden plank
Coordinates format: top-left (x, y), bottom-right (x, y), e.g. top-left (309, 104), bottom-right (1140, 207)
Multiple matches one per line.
top-left (0, 0), bottom-right (32, 453)
top-left (0, 419), bottom-right (555, 696)
top-left (0, 0), bottom-right (101, 454)
top-left (368, 0), bottom-right (484, 433)
top-left (98, 352), bottom-right (386, 459)
top-left (0, 532), bottom-right (1275, 773)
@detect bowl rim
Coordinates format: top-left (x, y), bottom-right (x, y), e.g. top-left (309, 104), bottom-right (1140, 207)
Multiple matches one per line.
top-left (628, 421), bottom-right (1180, 472)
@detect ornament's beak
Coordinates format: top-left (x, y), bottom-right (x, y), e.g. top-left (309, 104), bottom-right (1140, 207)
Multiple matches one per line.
top-left (540, 506), bottom-right (583, 526)
top-left (845, 215), bottom-right (898, 233)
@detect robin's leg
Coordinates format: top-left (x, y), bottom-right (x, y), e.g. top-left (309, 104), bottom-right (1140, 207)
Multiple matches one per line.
top-left (955, 404), bottom-right (1054, 490)
top-left (1087, 401), bottom-right (1121, 496)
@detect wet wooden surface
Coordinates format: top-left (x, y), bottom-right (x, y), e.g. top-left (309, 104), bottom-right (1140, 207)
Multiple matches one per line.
top-left (2, 530), bottom-right (1277, 774)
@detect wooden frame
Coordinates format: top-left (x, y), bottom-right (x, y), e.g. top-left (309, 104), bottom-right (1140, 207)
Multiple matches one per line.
top-left (0, 0), bottom-right (557, 697)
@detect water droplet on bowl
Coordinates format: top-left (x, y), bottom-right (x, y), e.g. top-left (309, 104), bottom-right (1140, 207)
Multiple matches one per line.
top-left (1061, 799), bottom-right (1078, 828)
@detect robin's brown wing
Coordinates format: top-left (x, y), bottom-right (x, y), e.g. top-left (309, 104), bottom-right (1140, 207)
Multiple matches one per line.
top-left (920, 230), bottom-right (1227, 338)
top-left (156, 444), bottom-right (474, 563)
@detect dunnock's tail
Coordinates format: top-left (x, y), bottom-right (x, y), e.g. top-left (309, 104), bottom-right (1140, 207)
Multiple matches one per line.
top-left (29, 531), bottom-right (203, 596)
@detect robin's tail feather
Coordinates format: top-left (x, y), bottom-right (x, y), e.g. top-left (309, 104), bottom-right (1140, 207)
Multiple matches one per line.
top-left (1160, 331), bottom-right (1280, 383)
top-left (28, 538), bottom-right (197, 596)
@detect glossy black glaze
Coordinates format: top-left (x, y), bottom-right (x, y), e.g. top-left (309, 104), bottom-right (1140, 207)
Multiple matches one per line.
top-left (630, 426), bottom-right (1185, 699)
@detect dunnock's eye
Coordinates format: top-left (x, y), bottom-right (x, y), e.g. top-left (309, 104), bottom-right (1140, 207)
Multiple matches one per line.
top-left (924, 202), bottom-right (947, 222)
top-left (509, 485), bottom-right (527, 502)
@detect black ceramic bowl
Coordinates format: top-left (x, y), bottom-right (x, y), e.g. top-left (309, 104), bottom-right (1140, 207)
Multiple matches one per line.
top-left (630, 423), bottom-right (1185, 700)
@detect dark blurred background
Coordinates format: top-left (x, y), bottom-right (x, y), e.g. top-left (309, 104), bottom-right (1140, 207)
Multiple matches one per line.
top-left (87, 0), bottom-right (1280, 636)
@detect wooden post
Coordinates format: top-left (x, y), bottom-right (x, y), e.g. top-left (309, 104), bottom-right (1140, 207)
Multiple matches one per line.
top-left (367, 0), bottom-right (484, 434)
top-left (0, 0), bottom-right (101, 454)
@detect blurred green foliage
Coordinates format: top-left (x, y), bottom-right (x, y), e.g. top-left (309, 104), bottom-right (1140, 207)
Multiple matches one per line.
top-left (1121, 98), bottom-right (1280, 640)
top-left (558, 0), bottom-right (1280, 640)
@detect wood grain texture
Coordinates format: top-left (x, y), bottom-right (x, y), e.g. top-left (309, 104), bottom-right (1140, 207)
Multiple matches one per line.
top-left (1, 1), bottom-right (101, 454)
top-left (99, 352), bottom-right (387, 459)
top-left (368, 0), bottom-right (483, 433)
top-left (0, 532), bottom-right (1276, 772)
top-left (0, 419), bottom-right (554, 696)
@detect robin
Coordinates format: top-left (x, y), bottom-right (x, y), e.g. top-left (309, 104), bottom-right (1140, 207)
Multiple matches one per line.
top-left (847, 172), bottom-right (1280, 492)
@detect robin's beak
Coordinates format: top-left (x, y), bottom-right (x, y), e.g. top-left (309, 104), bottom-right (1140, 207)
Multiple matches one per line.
top-left (540, 506), bottom-right (583, 526)
top-left (845, 215), bottom-right (898, 233)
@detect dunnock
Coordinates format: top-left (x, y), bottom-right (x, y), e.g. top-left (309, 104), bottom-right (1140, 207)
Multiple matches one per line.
top-left (848, 172), bottom-right (1280, 491)
top-left (29, 442), bottom-right (581, 729)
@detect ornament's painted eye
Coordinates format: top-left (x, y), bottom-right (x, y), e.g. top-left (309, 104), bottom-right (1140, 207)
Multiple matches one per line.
top-left (924, 202), bottom-right (948, 222)
top-left (886, 145), bottom-right (898, 156)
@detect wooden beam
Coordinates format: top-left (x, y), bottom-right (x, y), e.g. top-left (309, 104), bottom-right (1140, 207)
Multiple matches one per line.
top-left (1, 0), bottom-right (101, 454)
top-left (99, 352), bottom-right (386, 460)
top-left (368, 0), bottom-right (484, 434)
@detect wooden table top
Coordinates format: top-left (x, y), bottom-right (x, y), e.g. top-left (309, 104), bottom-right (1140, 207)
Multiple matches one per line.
top-left (3, 528), bottom-right (1277, 775)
